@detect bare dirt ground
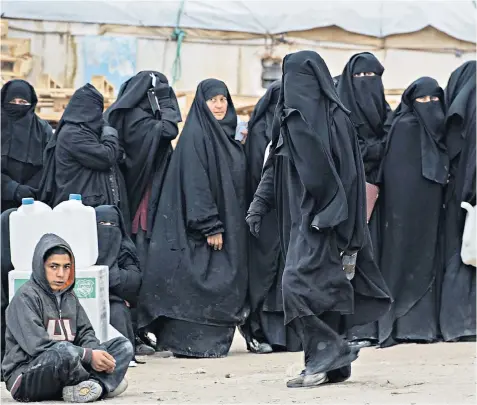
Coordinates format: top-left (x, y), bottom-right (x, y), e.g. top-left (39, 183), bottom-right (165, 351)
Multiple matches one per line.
top-left (2, 333), bottom-right (475, 404)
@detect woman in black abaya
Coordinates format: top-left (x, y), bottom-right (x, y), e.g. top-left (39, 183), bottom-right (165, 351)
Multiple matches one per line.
top-left (38, 84), bottom-right (123, 211)
top-left (138, 79), bottom-right (248, 358)
top-left (247, 51), bottom-right (391, 388)
top-left (378, 77), bottom-right (448, 347)
top-left (1, 208), bottom-right (15, 368)
top-left (440, 61), bottom-right (476, 342)
top-left (104, 71), bottom-right (182, 268)
top-left (241, 80), bottom-right (301, 354)
top-left (95, 206), bottom-right (142, 351)
top-left (337, 52), bottom-right (391, 345)
top-left (1, 80), bottom-right (52, 212)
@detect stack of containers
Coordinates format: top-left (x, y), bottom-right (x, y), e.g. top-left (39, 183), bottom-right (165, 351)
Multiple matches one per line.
top-left (8, 194), bottom-right (111, 342)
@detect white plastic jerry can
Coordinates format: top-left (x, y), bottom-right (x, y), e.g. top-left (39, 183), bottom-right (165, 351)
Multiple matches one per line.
top-left (52, 194), bottom-right (99, 269)
top-left (460, 201), bottom-right (477, 268)
top-left (10, 198), bottom-right (53, 271)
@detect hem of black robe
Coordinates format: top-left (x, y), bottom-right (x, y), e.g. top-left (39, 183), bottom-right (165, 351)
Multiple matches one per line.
top-left (346, 321), bottom-right (378, 342)
top-left (378, 281), bottom-right (437, 346)
top-left (155, 317), bottom-right (235, 358)
top-left (307, 347), bottom-right (359, 376)
top-left (137, 308), bottom-right (245, 331)
top-left (442, 332), bottom-right (476, 342)
top-left (379, 335), bottom-right (440, 348)
top-left (248, 310), bottom-right (302, 352)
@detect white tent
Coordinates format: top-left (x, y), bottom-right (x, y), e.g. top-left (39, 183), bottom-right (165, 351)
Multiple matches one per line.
top-left (1, 0), bottom-right (476, 98)
top-left (2, 0), bottom-right (476, 49)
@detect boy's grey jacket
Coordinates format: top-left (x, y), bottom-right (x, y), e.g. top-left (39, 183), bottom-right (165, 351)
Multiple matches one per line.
top-left (2, 234), bottom-right (101, 390)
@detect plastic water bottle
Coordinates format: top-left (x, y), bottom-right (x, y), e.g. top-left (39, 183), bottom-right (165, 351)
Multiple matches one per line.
top-left (10, 198), bottom-right (53, 271)
top-left (52, 194), bottom-right (98, 269)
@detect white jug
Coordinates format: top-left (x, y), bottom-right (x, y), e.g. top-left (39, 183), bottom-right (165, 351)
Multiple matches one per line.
top-left (460, 202), bottom-right (476, 268)
top-left (10, 198), bottom-right (53, 271)
top-left (52, 194), bottom-right (98, 269)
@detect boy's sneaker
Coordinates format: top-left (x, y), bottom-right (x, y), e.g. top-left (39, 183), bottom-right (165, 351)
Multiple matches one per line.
top-left (62, 380), bottom-right (103, 403)
top-left (107, 378), bottom-right (128, 399)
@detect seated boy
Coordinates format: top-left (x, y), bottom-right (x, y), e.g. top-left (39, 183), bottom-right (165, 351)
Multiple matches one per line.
top-left (2, 233), bottom-right (134, 402)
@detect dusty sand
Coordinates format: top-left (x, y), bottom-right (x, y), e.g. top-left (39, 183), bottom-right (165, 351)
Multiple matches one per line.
top-left (1, 333), bottom-right (475, 404)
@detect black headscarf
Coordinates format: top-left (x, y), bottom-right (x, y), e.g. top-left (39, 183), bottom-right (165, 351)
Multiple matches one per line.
top-left (384, 77), bottom-right (448, 184)
top-left (269, 50), bottom-right (366, 253)
top-left (138, 78), bottom-right (248, 328)
top-left (1, 80), bottom-right (47, 166)
top-left (103, 71), bottom-right (182, 222)
top-left (95, 205), bottom-right (139, 271)
top-left (445, 61), bottom-right (476, 163)
top-left (60, 83), bottom-right (104, 133)
top-left (251, 51), bottom-right (388, 330)
top-left (37, 84), bottom-right (106, 205)
top-left (337, 53), bottom-right (388, 141)
top-left (200, 78), bottom-right (237, 138)
top-left (104, 71), bottom-right (181, 123)
top-left (244, 80), bottom-right (281, 202)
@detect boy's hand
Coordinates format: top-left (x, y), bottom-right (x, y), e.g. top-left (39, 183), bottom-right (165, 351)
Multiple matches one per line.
top-left (91, 350), bottom-right (116, 373)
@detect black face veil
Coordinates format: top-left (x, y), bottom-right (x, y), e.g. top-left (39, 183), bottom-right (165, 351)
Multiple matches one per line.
top-left (385, 77), bottom-right (448, 184)
top-left (1, 80), bottom-right (46, 166)
top-left (337, 52), bottom-right (388, 142)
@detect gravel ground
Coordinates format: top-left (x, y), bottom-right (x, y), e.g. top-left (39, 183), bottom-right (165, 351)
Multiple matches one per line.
top-left (1, 333), bottom-right (475, 404)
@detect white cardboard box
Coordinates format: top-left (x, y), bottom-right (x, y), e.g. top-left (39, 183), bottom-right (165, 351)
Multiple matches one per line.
top-left (9, 265), bottom-right (111, 342)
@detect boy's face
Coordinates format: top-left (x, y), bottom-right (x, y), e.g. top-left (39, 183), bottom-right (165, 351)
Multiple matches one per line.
top-left (44, 254), bottom-right (72, 292)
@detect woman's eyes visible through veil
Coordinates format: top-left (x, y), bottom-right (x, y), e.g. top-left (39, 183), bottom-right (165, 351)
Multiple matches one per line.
top-left (415, 96), bottom-right (440, 103)
top-left (98, 221), bottom-right (117, 226)
top-left (353, 72), bottom-right (376, 77)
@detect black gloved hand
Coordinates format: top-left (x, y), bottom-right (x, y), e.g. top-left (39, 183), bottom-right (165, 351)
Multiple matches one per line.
top-left (246, 213), bottom-right (262, 238)
top-left (15, 185), bottom-right (36, 203)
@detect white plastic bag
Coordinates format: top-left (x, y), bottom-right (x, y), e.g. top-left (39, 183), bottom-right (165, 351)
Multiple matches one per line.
top-left (460, 202), bottom-right (477, 267)
top-left (263, 141), bottom-right (272, 168)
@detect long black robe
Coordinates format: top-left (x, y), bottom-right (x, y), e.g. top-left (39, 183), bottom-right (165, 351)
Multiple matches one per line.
top-left (337, 53), bottom-right (391, 343)
top-left (440, 61), bottom-right (476, 341)
top-left (95, 205), bottom-right (142, 347)
top-left (104, 71), bottom-right (182, 266)
top-left (378, 77), bottom-right (449, 347)
top-left (1, 80), bottom-right (52, 212)
top-left (1, 208), bottom-right (15, 365)
top-left (38, 84), bottom-right (122, 210)
top-left (138, 79), bottom-right (248, 358)
top-left (249, 51), bottom-right (391, 377)
top-left (241, 81), bottom-right (300, 352)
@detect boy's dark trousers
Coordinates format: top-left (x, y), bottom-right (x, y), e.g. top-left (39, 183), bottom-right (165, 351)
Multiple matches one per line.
top-left (8, 337), bottom-right (133, 402)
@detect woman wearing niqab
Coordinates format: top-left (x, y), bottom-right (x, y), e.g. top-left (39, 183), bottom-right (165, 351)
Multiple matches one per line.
top-left (378, 77), bottom-right (448, 347)
top-left (1, 80), bottom-right (52, 212)
top-left (241, 80), bottom-right (301, 354)
top-left (37, 84), bottom-right (122, 210)
top-left (137, 79), bottom-right (248, 358)
top-left (1, 208), bottom-right (15, 367)
top-left (247, 51), bottom-right (391, 387)
top-left (336, 52), bottom-right (392, 344)
top-left (95, 206), bottom-right (142, 351)
top-left (440, 61), bottom-right (476, 342)
top-left (104, 71), bottom-right (182, 267)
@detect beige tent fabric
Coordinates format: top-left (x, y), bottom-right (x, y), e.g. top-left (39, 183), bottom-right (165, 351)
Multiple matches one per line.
top-left (382, 26), bottom-right (476, 52)
top-left (95, 23), bottom-right (476, 53)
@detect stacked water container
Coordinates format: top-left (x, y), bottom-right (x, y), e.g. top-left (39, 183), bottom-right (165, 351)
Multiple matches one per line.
top-left (8, 194), bottom-right (112, 342)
